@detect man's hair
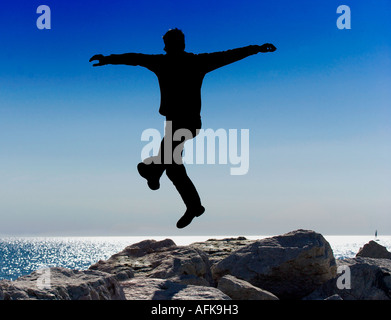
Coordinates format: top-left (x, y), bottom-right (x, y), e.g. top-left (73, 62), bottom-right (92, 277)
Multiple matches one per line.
top-left (163, 28), bottom-right (185, 52)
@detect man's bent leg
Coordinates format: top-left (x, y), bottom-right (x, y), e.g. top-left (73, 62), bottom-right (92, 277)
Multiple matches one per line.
top-left (137, 138), bottom-right (167, 190)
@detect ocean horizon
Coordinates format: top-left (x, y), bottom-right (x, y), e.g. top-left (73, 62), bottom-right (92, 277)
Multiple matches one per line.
top-left (1, 234), bottom-right (390, 281)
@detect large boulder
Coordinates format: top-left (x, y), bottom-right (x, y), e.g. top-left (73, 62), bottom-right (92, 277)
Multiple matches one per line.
top-left (121, 277), bottom-right (230, 300)
top-left (89, 239), bottom-right (213, 285)
top-left (0, 267), bottom-right (125, 300)
top-left (356, 241), bottom-right (391, 259)
top-left (212, 229), bottom-right (337, 299)
top-left (305, 257), bottom-right (391, 300)
top-left (217, 275), bottom-right (278, 300)
top-left (190, 237), bottom-right (255, 265)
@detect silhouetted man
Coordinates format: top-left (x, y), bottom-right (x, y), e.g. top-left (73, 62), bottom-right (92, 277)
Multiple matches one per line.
top-left (90, 28), bottom-right (276, 228)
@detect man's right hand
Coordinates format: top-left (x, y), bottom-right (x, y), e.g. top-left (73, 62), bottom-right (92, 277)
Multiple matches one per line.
top-left (258, 43), bottom-right (277, 53)
top-left (89, 54), bottom-right (108, 66)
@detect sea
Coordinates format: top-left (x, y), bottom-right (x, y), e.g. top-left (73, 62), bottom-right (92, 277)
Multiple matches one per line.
top-left (1, 235), bottom-right (390, 281)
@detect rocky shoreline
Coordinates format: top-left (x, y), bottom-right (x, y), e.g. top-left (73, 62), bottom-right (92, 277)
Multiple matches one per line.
top-left (1, 229), bottom-right (391, 300)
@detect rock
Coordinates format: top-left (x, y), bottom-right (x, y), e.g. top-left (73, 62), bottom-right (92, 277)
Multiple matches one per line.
top-left (324, 294), bottom-right (343, 300)
top-left (212, 229), bottom-right (337, 299)
top-left (356, 241), bottom-right (391, 259)
top-left (121, 277), bottom-right (231, 300)
top-left (10, 230), bottom-right (390, 300)
top-left (89, 239), bottom-right (213, 285)
top-left (0, 267), bottom-right (125, 300)
top-left (305, 257), bottom-right (391, 300)
top-left (217, 275), bottom-right (278, 300)
top-left (89, 239), bottom-right (176, 280)
top-left (190, 237), bottom-right (255, 265)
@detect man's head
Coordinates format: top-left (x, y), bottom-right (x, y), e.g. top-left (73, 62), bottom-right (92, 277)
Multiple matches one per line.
top-left (163, 28), bottom-right (185, 53)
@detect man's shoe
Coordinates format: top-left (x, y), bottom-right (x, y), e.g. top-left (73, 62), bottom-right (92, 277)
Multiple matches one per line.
top-left (176, 206), bottom-right (205, 229)
top-left (137, 162), bottom-right (160, 190)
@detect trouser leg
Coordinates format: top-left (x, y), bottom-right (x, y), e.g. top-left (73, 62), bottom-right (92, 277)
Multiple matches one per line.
top-left (141, 137), bottom-right (167, 180)
top-left (164, 123), bottom-right (202, 209)
top-left (166, 164), bottom-right (202, 209)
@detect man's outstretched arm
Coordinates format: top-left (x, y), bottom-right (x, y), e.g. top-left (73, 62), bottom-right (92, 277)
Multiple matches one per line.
top-left (89, 53), bottom-right (157, 69)
top-left (201, 43), bottom-right (276, 73)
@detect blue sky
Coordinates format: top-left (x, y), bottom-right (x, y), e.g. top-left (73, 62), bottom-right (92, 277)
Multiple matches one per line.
top-left (0, 0), bottom-right (390, 236)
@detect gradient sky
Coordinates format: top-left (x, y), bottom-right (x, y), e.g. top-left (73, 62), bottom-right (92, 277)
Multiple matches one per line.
top-left (0, 0), bottom-right (390, 236)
